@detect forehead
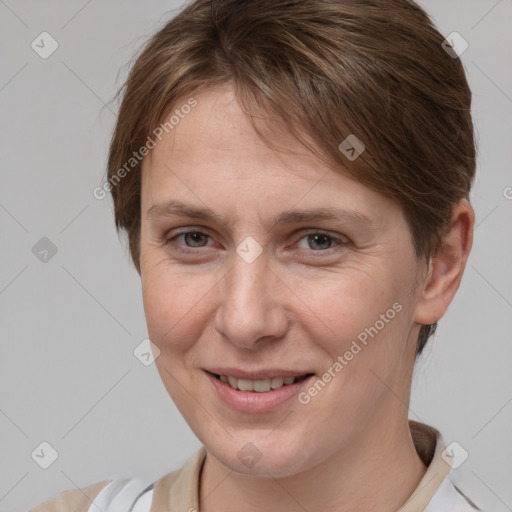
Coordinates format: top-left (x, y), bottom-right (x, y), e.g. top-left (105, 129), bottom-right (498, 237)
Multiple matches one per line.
top-left (144, 84), bottom-right (327, 181)
top-left (140, 85), bottom-right (399, 227)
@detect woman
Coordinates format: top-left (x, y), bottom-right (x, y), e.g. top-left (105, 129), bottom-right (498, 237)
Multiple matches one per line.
top-left (31, 0), bottom-right (481, 510)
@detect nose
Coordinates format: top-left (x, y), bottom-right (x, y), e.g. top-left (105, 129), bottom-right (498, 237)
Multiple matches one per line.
top-left (214, 248), bottom-right (289, 350)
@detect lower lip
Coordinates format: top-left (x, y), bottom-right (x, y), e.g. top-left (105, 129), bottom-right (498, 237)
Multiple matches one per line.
top-left (206, 372), bottom-right (314, 413)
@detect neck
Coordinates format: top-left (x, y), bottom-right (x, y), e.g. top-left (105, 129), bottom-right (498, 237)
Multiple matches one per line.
top-left (199, 416), bottom-right (427, 512)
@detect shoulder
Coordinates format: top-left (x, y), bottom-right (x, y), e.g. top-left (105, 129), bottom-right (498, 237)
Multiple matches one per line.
top-left (28, 449), bottom-right (204, 512)
top-left (425, 476), bottom-right (483, 512)
top-left (29, 479), bottom-right (113, 512)
top-left (29, 470), bottom-right (184, 512)
top-left (28, 476), bottom-right (158, 512)
top-left (81, 468), bottom-right (184, 511)
top-left (88, 449), bottom-right (204, 510)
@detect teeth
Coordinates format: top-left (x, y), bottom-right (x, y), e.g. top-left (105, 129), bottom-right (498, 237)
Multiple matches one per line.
top-left (237, 379), bottom-right (253, 391)
top-left (253, 379), bottom-right (271, 392)
top-left (271, 376), bottom-right (284, 389)
top-left (217, 374), bottom-right (307, 392)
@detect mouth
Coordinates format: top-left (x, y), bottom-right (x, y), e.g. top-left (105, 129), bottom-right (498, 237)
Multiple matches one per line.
top-left (204, 368), bottom-right (316, 412)
top-left (210, 372), bottom-right (314, 392)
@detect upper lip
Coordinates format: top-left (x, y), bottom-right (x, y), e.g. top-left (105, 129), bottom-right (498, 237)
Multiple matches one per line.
top-left (205, 368), bottom-right (314, 380)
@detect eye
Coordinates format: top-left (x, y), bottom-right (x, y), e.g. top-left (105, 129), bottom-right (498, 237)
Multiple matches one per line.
top-left (164, 229), bottom-right (214, 252)
top-left (294, 230), bottom-right (349, 253)
top-left (163, 228), bottom-right (349, 257)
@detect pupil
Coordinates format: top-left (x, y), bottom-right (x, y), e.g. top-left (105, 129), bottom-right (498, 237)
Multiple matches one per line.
top-left (186, 232), bottom-right (207, 247)
top-left (310, 234), bottom-right (330, 250)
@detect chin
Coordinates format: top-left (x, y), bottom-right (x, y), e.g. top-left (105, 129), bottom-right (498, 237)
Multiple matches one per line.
top-left (204, 430), bottom-right (316, 477)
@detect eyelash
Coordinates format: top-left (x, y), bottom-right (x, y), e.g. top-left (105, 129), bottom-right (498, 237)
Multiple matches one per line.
top-left (163, 228), bottom-right (349, 256)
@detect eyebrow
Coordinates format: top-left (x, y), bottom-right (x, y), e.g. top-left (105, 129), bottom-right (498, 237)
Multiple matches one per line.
top-left (146, 199), bottom-right (374, 228)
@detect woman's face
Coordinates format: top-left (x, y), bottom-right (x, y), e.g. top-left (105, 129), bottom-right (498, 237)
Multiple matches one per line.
top-left (140, 84), bottom-right (426, 477)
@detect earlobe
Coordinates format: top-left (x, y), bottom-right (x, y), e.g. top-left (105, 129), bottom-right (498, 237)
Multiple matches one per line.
top-left (414, 199), bottom-right (475, 325)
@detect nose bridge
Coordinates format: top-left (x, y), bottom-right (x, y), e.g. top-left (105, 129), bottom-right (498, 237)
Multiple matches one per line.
top-left (214, 247), bottom-right (287, 348)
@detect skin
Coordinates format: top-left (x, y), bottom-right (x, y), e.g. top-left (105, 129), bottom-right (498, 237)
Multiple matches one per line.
top-left (139, 84), bottom-right (474, 512)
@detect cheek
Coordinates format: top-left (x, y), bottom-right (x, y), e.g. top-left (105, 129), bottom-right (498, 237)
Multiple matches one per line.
top-left (142, 266), bottom-right (192, 349)
top-left (295, 269), bottom-right (400, 344)
top-left (297, 262), bottom-right (416, 397)
top-left (141, 261), bottom-right (220, 360)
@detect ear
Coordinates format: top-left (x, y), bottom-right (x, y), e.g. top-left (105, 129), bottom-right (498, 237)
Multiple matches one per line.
top-left (414, 199), bottom-right (475, 325)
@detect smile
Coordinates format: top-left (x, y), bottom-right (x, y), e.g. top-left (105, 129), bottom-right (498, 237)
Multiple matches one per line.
top-left (205, 370), bottom-right (316, 412)
top-left (213, 373), bottom-right (312, 392)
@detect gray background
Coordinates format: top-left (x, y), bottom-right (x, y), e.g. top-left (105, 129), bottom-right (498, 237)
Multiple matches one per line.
top-left (0, 1), bottom-right (510, 510)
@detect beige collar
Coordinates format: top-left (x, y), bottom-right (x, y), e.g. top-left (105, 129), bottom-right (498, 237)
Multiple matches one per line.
top-left (398, 421), bottom-right (451, 511)
top-left (150, 421), bottom-right (451, 512)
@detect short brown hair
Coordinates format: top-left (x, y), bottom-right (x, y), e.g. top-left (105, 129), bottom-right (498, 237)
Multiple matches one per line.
top-left (106, 0), bottom-right (476, 356)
